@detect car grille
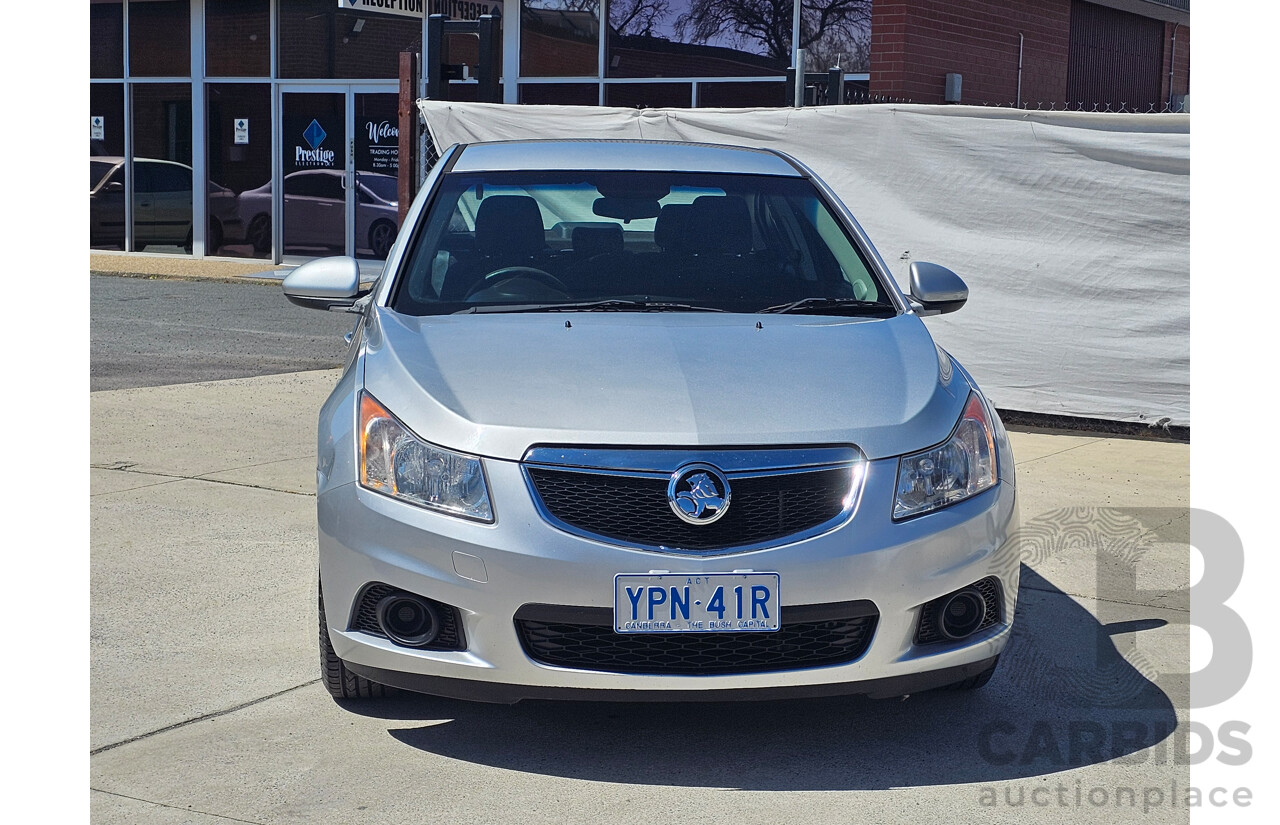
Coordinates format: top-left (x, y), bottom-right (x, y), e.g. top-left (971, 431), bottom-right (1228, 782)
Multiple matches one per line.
top-left (914, 576), bottom-right (1004, 645)
top-left (349, 582), bottom-right (467, 651)
top-left (525, 465), bottom-right (855, 552)
top-left (514, 602), bottom-right (878, 675)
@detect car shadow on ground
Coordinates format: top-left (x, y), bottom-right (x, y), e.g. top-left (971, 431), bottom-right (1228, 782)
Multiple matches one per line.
top-left (341, 565), bottom-right (1182, 791)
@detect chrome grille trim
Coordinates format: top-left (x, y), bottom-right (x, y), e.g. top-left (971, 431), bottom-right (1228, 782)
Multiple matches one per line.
top-left (521, 446), bottom-right (866, 555)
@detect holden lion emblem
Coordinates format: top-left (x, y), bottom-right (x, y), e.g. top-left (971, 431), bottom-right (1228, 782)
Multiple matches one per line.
top-left (667, 464), bottom-right (732, 525)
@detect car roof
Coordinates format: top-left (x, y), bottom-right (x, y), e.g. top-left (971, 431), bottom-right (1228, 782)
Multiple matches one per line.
top-left (450, 140), bottom-right (804, 177)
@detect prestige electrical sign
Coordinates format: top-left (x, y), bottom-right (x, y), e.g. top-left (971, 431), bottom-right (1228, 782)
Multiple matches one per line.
top-left (296, 119), bottom-right (336, 168)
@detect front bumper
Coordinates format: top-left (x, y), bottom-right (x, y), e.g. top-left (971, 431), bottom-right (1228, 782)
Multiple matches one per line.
top-left (319, 454), bottom-right (1020, 701)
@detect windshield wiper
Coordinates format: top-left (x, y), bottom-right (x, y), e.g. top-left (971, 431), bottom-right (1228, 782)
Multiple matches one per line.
top-left (758, 297), bottom-right (896, 316)
top-left (461, 299), bottom-right (728, 314)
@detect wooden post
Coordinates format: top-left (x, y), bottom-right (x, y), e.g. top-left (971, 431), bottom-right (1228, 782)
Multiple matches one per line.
top-left (398, 50), bottom-right (417, 227)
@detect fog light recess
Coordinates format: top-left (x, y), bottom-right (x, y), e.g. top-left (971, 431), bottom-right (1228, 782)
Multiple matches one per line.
top-left (938, 589), bottom-right (987, 640)
top-left (915, 576), bottom-right (1003, 645)
top-left (376, 594), bottom-right (441, 647)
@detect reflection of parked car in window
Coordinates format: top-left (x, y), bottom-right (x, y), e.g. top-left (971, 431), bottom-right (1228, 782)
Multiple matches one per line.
top-left (89, 157), bottom-right (243, 252)
top-left (236, 170), bottom-right (400, 259)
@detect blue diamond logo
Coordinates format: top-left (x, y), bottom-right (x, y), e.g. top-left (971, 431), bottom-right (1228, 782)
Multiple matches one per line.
top-left (303, 119), bottom-right (327, 150)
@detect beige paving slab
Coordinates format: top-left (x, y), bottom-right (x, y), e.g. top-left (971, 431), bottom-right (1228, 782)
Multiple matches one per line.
top-left (91, 789), bottom-right (242, 825)
top-left (90, 585), bottom-right (1189, 825)
top-left (90, 369), bottom-right (341, 481)
top-left (91, 467), bottom-right (181, 497)
top-left (1014, 436), bottom-right (1189, 515)
top-left (1011, 436), bottom-right (1189, 608)
top-left (1007, 430), bottom-right (1105, 465)
top-left (91, 477), bottom-right (318, 752)
top-left (199, 456), bottom-right (318, 496)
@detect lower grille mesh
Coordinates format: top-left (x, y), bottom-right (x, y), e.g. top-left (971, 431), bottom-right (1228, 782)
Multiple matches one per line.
top-left (515, 602), bottom-right (878, 675)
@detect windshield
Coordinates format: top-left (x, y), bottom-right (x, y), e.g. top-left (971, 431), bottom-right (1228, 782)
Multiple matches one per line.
top-left (391, 170), bottom-right (895, 316)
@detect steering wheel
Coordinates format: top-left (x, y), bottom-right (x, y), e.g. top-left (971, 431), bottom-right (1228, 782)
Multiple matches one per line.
top-left (464, 266), bottom-right (569, 300)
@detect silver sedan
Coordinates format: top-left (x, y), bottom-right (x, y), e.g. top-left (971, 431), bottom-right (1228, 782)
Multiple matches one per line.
top-left (284, 139), bottom-right (1020, 703)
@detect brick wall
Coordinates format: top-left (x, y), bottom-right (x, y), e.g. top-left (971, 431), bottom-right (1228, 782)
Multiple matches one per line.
top-left (1160, 21), bottom-right (1191, 106)
top-left (871, 0), bottom-right (1071, 105)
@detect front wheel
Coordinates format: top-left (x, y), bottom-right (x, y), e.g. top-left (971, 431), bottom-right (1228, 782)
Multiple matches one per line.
top-left (319, 585), bottom-right (387, 700)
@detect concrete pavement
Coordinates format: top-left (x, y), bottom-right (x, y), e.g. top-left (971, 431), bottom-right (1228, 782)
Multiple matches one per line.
top-left (90, 368), bottom-right (1191, 824)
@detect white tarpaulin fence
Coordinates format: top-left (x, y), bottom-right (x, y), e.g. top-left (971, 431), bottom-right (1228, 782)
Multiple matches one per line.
top-left (418, 100), bottom-right (1190, 427)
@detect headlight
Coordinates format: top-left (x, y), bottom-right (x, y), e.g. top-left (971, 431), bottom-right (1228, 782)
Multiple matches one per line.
top-left (359, 392), bottom-right (493, 522)
top-left (893, 393), bottom-right (997, 520)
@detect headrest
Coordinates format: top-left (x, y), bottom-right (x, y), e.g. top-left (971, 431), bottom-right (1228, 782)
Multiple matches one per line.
top-left (654, 203), bottom-right (692, 252)
top-left (572, 224), bottom-right (624, 258)
top-left (688, 196), bottom-right (752, 254)
top-left (475, 195), bottom-right (545, 257)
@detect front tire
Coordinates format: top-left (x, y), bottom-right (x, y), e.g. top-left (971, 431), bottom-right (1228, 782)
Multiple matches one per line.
top-left (319, 585), bottom-right (387, 700)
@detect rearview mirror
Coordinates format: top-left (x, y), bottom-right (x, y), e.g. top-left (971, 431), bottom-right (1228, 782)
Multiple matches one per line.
top-left (593, 197), bottom-right (661, 222)
top-left (909, 261), bottom-right (968, 316)
top-left (282, 256), bottom-right (367, 311)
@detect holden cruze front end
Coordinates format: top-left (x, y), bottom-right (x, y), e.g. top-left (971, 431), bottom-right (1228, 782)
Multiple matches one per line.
top-left (290, 139), bottom-right (1020, 703)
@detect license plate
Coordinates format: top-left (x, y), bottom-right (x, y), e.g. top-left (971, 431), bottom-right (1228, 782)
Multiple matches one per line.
top-left (613, 573), bottom-right (781, 633)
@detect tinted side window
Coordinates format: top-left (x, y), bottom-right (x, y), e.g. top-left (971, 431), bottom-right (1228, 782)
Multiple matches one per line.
top-left (287, 174), bottom-right (342, 200)
top-left (150, 163), bottom-right (193, 193)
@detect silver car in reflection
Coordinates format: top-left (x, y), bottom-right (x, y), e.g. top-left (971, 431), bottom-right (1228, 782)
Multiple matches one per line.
top-left (237, 170), bottom-right (400, 258)
top-left (89, 156), bottom-right (242, 252)
top-left (284, 140), bottom-right (1020, 703)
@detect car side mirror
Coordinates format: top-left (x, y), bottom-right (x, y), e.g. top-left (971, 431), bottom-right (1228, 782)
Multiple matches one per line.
top-left (282, 256), bottom-right (368, 312)
top-left (105, 181), bottom-right (124, 193)
top-left (909, 261), bottom-right (968, 316)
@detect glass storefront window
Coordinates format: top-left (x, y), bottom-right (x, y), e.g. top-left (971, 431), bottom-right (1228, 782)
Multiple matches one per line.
top-left (129, 1), bottom-right (192, 77)
top-left (207, 84), bottom-right (271, 258)
top-left (279, 0), bottom-right (422, 79)
top-left (90, 84), bottom-right (127, 250)
top-left (696, 81), bottom-right (786, 108)
top-left (519, 83), bottom-right (598, 105)
top-left (604, 0), bottom-right (871, 78)
top-left (91, 1), bottom-right (124, 78)
top-left (605, 0), bottom-right (783, 78)
top-left (131, 83), bottom-right (193, 254)
top-left (206, 0), bottom-right (270, 77)
top-left (605, 82), bottom-right (690, 108)
top-left (521, 0), bottom-right (599, 77)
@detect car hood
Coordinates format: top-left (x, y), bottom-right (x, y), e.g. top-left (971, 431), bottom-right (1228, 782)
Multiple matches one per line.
top-left (361, 309), bottom-right (969, 461)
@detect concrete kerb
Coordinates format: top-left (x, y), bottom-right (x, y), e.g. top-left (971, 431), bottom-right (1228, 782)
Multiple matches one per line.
top-left (90, 253), bottom-right (388, 287)
top-left (91, 252), bottom-right (291, 285)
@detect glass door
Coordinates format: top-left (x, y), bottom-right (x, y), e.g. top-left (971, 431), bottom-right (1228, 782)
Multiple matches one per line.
top-left (279, 88), bottom-right (400, 261)
top-left (353, 92), bottom-right (402, 261)
top-left (280, 90), bottom-right (347, 258)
